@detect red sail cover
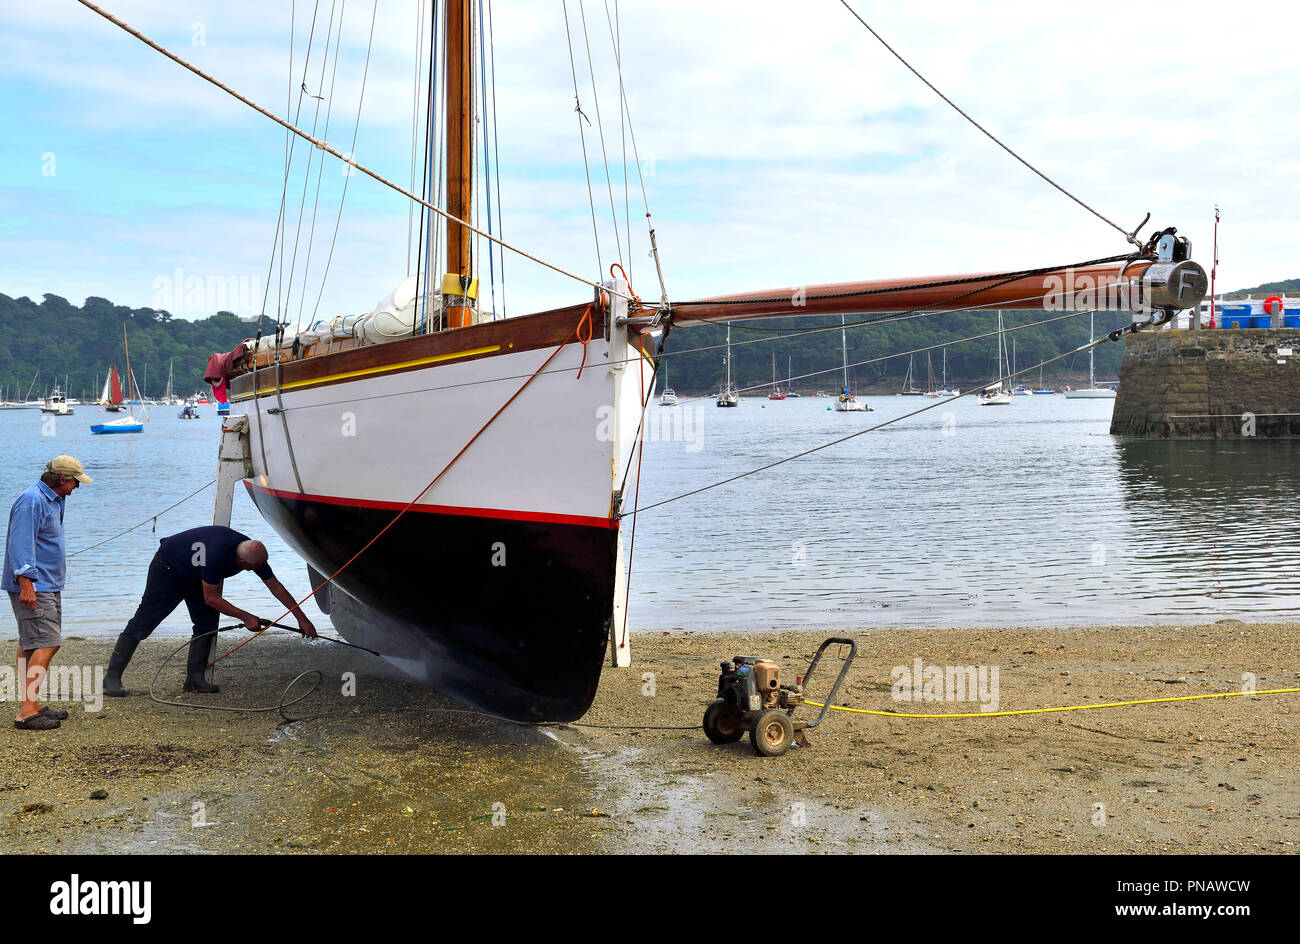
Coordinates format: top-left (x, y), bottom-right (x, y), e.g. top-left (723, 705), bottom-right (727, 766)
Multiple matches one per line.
top-left (204, 342), bottom-right (253, 404)
top-left (109, 366), bottom-right (124, 404)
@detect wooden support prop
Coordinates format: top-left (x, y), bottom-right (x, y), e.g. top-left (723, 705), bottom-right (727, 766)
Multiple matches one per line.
top-left (206, 416), bottom-right (252, 682)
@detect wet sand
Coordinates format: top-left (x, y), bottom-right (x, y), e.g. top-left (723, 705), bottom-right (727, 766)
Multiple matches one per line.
top-left (1, 622), bottom-right (1295, 854)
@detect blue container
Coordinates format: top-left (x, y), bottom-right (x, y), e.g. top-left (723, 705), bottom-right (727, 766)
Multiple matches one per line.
top-left (1221, 305), bottom-right (1252, 329)
top-left (1251, 315), bottom-right (1272, 329)
top-left (1284, 315), bottom-right (1300, 329)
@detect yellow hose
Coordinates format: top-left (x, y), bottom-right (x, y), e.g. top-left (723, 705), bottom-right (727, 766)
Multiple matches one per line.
top-left (803, 687), bottom-right (1300, 719)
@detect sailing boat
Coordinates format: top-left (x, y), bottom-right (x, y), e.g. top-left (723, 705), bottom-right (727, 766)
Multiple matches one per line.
top-left (899, 354), bottom-right (924, 395)
top-left (657, 361), bottom-right (677, 406)
top-left (978, 311), bottom-right (1014, 405)
top-left (100, 365), bottom-right (127, 412)
top-left (91, 327), bottom-right (145, 433)
top-left (935, 348), bottom-right (959, 397)
top-left (716, 322), bottom-right (740, 407)
top-left (767, 352), bottom-right (785, 400)
top-left (1063, 312), bottom-right (1118, 398)
top-left (162, 359), bottom-right (179, 406)
top-left (785, 356), bottom-right (801, 397)
top-left (85, 2), bottom-right (1208, 722)
top-left (835, 315), bottom-right (871, 412)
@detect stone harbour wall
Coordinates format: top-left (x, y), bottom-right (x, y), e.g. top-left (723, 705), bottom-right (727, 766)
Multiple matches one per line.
top-left (1111, 328), bottom-right (1300, 438)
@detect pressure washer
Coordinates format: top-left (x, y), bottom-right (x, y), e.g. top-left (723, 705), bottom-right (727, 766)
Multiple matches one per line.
top-left (703, 636), bottom-right (857, 756)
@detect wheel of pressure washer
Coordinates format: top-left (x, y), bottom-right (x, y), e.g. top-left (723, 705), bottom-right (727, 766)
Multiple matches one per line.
top-left (750, 709), bottom-right (794, 757)
top-left (703, 699), bottom-right (744, 744)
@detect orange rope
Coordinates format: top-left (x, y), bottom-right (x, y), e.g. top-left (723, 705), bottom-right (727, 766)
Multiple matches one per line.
top-left (212, 309), bottom-right (597, 668)
top-left (575, 303), bottom-right (595, 379)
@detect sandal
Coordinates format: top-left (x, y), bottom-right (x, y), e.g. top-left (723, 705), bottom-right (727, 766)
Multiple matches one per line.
top-left (14, 714), bottom-right (61, 730)
top-left (39, 706), bottom-right (70, 721)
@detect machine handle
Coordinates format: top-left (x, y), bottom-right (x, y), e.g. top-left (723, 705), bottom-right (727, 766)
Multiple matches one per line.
top-left (799, 637), bottom-right (857, 730)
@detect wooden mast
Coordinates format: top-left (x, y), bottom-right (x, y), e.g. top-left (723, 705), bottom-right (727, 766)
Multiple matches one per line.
top-left (443, 0), bottom-right (476, 328)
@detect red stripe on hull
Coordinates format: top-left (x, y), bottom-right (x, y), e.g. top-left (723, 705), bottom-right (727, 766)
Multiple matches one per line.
top-left (244, 480), bottom-right (618, 530)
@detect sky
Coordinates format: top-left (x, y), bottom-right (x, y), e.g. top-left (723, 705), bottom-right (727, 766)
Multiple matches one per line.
top-left (1, 0), bottom-right (1297, 323)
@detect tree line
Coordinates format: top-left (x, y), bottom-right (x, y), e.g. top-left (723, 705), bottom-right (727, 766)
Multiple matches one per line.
top-left (0, 293), bottom-right (256, 400)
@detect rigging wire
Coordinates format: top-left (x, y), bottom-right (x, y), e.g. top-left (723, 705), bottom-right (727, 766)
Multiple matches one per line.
top-left (578, 0), bottom-right (624, 266)
top-left (68, 480), bottom-right (215, 558)
top-left (838, 0), bottom-right (1146, 247)
top-left (276, 1), bottom-right (323, 331)
top-left (75, 0), bottom-right (635, 303)
top-left (713, 305), bottom-right (1118, 401)
top-left (600, 0), bottom-right (667, 306)
top-left (308, 0), bottom-right (380, 328)
top-left (282, 0), bottom-right (337, 331)
top-left (487, 0), bottom-right (506, 317)
top-left (475, 0), bottom-right (497, 319)
top-left (621, 309), bottom-right (1159, 518)
top-left (609, 0), bottom-right (630, 283)
top-left (407, 0), bottom-right (426, 275)
top-left (562, 0), bottom-right (604, 275)
top-left (293, 0), bottom-right (347, 336)
top-left (413, 0), bottom-right (437, 336)
top-left (257, 0), bottom-right (303, 332)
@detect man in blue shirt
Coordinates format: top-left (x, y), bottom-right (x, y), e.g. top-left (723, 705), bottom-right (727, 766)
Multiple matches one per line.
top-left (104, 525), bottom-right (317, 696)
top-left (3, 456), bottom-right (92, 731)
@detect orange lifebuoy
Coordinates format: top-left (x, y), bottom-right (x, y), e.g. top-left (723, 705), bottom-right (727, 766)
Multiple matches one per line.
top-left (1264, 295), bottom-right (1284, 316)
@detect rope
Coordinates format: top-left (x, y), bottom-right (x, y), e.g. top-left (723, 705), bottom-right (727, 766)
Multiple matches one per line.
top-left (622, 307), bottom-right (1158, 517)
top-left (806, 687), bottom-right (1300, 719)
top-left (210, 307), bottom-right (600, 669)
top-left (838, 0), bottom-right (1146, 247)
top-left (75, 0), bottom-right (634, 304)
top-left (68, 480), bottom-right (214, 558)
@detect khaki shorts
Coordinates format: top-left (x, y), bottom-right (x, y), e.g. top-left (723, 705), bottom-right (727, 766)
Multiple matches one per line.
top-left (9, 591), bottom-right (62, 650)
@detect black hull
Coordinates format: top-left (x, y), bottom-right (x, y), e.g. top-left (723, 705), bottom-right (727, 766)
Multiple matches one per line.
top-left (247, 486), bottom-right (616, 722)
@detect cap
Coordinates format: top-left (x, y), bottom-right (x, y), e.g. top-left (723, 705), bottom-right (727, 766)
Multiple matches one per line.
top-left (46, 455), bottom-right (92, 484)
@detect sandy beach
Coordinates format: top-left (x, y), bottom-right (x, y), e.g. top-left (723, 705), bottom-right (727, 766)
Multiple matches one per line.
top-left (1, 622), bottom-right (1295, 854)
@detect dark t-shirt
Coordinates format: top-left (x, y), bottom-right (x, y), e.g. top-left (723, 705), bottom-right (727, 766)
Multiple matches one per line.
top-left (159, 527), bottom-right (275, 586)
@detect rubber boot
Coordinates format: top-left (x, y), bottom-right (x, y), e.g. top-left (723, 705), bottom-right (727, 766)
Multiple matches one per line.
top-left (183, 636), bottom-right (219, 694)
top-left (103, 635), bottom-right (140, 698)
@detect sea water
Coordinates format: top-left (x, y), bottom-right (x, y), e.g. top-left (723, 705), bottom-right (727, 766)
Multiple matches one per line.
top-left (3, 396), bottom-right (1299, 636)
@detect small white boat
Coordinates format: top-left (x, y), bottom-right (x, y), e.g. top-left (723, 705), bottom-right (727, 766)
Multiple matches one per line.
top-left (659, 387), bottom-right (678, 406)
top-left (40, 386), bottom-right (74, 415)
top-left (835, 392), bottom-right (870, 412)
